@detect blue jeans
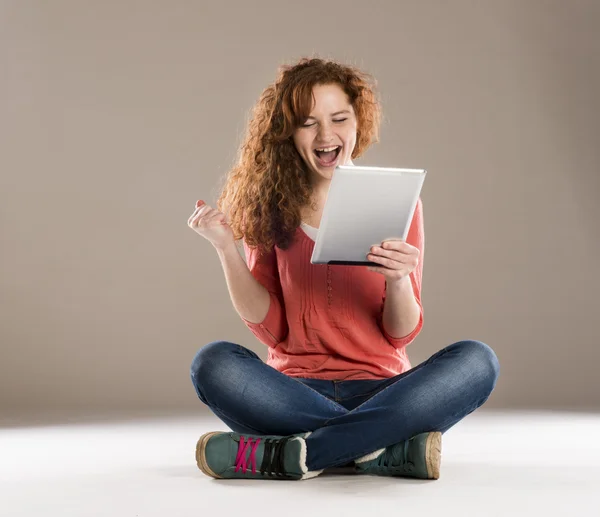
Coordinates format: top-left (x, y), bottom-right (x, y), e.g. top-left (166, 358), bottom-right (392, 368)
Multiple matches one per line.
top-left (190, 339), bottom-right (499, 471)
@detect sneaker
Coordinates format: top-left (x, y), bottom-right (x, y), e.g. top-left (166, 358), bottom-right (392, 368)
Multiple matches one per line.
top-left (195, 431), bottom-right (323, 480)
top-left (355, 432), bottom-right (442, 479)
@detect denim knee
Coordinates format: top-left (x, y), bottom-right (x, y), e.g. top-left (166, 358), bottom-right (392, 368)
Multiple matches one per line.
top-left (456, 339), bottom-right (500, 396)
top-left (190, 340), bottom-right (239, 395)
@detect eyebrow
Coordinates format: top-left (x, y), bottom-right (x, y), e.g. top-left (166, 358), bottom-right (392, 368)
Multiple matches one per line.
top-left (305, 110), bottom-right (351, 120)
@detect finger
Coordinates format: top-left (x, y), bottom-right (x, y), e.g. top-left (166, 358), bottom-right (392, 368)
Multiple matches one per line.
top-left (370, 246), bottom-right (407, 260)
top-left (367, 253), bottom-right (400, 269)
top-left (200, 211), bottom-right (224, 226)
top-left (195, 210), bottom-right (225, 230)
top-left (188, 203), bottom-right (210, 224)
top-left (387, 242), bottom-right (419, 260)
top-left (188, 206), bottom-right (205, 226)
top-left (191, 206), bottom-right (214, 227)
top-left (381, 240), bottom-right (411, 252)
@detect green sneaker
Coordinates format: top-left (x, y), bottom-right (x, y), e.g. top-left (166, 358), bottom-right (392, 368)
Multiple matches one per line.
top-left (195, 431), bottom-right (323, 480)
top-left (355, 432), bottom-right (442, 479)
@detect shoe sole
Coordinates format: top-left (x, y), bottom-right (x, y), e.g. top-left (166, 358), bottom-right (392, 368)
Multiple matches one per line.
top-left (425, 431), bottom-right (442, 479)
top-left (196, 431), bottom-right (223, 479)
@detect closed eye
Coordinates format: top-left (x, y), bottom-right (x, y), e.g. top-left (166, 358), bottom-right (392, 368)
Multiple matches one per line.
top-left (301, 118), bottom-right (348, 128)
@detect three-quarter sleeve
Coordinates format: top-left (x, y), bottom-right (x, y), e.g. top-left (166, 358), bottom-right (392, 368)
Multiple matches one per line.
top-left (240, 241), bottom-right (289, 347)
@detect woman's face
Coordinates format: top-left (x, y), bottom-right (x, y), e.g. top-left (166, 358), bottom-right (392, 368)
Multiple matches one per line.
top-left (292, 83), bottom-right (357, 187)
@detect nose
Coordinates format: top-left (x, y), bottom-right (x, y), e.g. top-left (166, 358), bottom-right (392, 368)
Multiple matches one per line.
top-left (316, 122), bottom-right (334, 143)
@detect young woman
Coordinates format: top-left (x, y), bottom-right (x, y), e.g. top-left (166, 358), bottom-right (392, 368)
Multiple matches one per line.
top-left (187, 57), bottom-right (499, 481)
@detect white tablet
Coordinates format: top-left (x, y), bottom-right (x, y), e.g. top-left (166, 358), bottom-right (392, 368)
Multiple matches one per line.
top-left (310, 165), bottom-right (427, 266)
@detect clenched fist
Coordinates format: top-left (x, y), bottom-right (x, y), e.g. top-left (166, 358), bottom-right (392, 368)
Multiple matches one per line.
top-left (187, 200), bottom-right (235, 251)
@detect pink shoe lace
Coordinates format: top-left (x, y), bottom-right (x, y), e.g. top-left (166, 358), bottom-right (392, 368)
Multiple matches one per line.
top-left (235, 436), bottom-right (262, 474)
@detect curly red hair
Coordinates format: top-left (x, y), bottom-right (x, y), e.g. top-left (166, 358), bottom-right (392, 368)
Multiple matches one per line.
top-left (216, 57), bottom-right (382, 255)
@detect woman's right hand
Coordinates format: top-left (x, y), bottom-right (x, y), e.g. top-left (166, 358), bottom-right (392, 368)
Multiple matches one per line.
top-left (187, 200), bottom-right (235, 251)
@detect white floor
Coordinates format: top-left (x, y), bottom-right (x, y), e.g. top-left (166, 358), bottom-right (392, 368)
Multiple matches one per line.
top-left (1, 409), bottom-right (599, 517)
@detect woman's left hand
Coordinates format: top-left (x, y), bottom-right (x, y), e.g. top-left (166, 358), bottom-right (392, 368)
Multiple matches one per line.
top-left (366, 239), bottom-right (420, 284)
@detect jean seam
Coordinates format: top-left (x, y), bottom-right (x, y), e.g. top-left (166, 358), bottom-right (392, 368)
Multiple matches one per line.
top-left (342, 347), bottom-right (453, 414)
top-left (294, 379), bottom-right (349, 414)
top-left (319, 383), bottom-right (398, 429)
top-left (235, 344), bottom-right (258, 358)
top-left (340, 378), bottom-right (400, 415)
top-left (336, 384), bottom-right (390, 402)
top-left (319, 349), bottom-right (454, 427)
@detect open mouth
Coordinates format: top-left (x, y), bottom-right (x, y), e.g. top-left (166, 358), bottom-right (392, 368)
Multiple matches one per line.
top-left (313, 145), bottom-right (342, 168)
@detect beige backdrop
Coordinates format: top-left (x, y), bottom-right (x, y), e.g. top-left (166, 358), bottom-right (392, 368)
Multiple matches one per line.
top-left (1, 0), bottom-right (599, 415)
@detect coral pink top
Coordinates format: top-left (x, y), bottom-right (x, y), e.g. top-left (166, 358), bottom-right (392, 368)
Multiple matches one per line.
top-left (241, 198), bottom-right (424, 380)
